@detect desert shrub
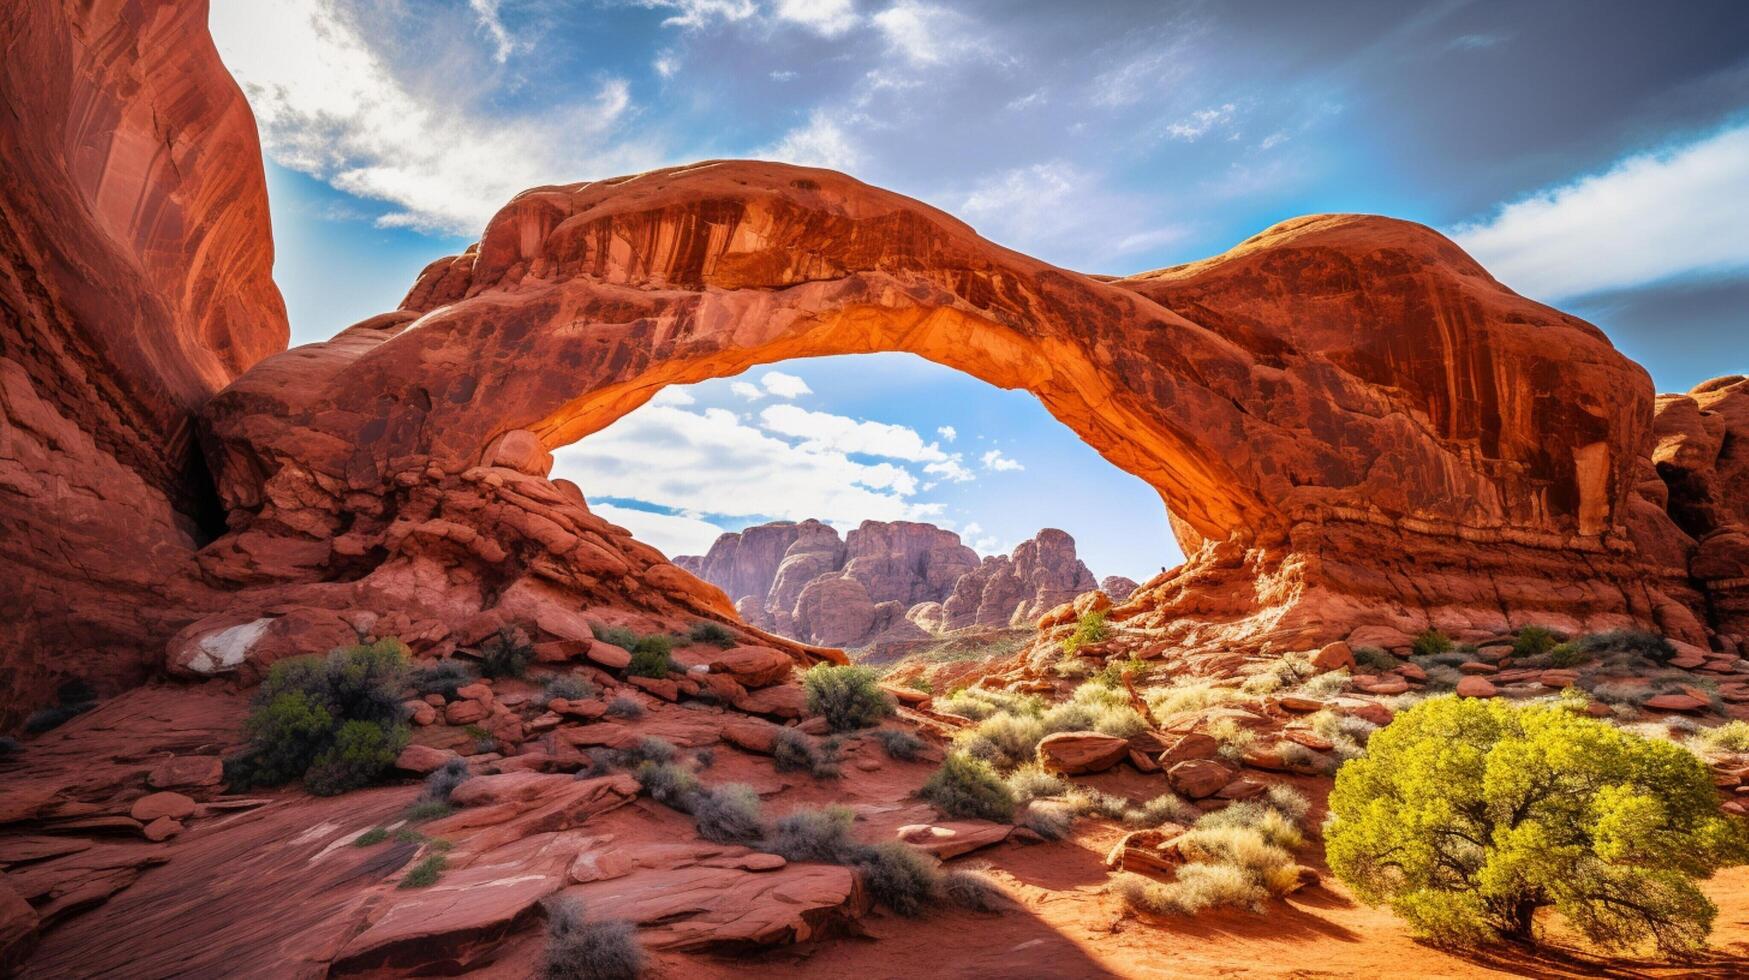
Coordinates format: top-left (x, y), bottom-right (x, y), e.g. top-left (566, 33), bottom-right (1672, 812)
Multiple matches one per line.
top-left (1512, 626), bottom-right (1563, 658)
top-left (543, 674), bottom-right (597, 702)
top-left (636, 761), bottom-right (701, 810)
top-left (1261, 784), bottom-right (1310, 822)
top-left (542, 898), bottom-right (645, 980)
top-left (1574, 628), bottom-right (1677, 665)
top-left (687, 621), bottom-right (738, 649)
top-left (1065, 787), bottom-right (1133, 821)
top-left (625, 736), bottom-right (678, 768)
top-left (1005, 763), bottom-right (1067, 803)
top-left (941, 869), bottom-right (1005, 911)
top-left (1207, 717), bottom-right (1256, 763)
top-left (478, 626), bottom-right (533, 679)
top-left (1410, 629), bottom-right (1453, 657)
top-left (1043, 682), bottom-right (1148, 738)
top-left (955, 711), bottom-right (1046, 768)
top-left (412, 660), bottom-right (473, 699)
top-left (856, 841), bottom-right (941, 916)
top-left (1180, 825), bottom-right (1302, 895)
top-left (1690, 720), bottom-right (1749, 755)
top-left (803, 664), bottom-right (895, 732)
top-left (625, 639), bottom-right (674, 680)
top-left (1125, 793), bottom-right (1200, 828)
top-left (933, 691), bottom-right (999, 721)
top-left (923, 752), bottom-right (1016, 821)
top-left (765, 805), bottom-right (860, 863)
top-left (1547, 643), bottom-right (1590, 668)
top-left (1295, 669), bottom-right (1350, 699)
top-left (771, 728), bottom-right (841, 778)
top-left (1143, 681), bottom-right (1237, 719)
top-left (694, 748), bottom-right (716, 769)
top-left (1351, 645), bottom-right (1398, 672)
top-left (403, 800), bottom-right (454, 822)
top-left (692, 783), bottom-right (765, 844)
top-left (935, 687), bottom-right (1042, 722)
top-left (1018, 801), bottom-right (1075, 840)
top-left (1327, 696), bottom-right (1749, 955)
top-left (1113, 863), bottom-right (1268, 916)
top-left (1420, 664), bottom-right (1463, 692)
top-left (590, 623), bottom-right (639, 650)
top-left (420, 757), bottom-right (471, 804)
top-left (399, 854), bottom-right (446, 889)
top-left (304, 719), bottom-right (408, 796)
top-left (1195, 802), bottom-right (1304, 851)
top-left (1061, 610), bottom-right (1110, 655)
top-left (354, 826), bottom-right (389, 847)
top-left (1242, 654), bottom-right (1317, 696)
top-left (871, 728), bottom-right (925, 761)
top-left (604, 695), bottom-right (644, 719)
top-left (226, 639), bottom-right (415, 794)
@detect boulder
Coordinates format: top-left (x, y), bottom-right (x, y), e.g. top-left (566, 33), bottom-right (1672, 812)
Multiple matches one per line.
top-left (1310, 641), bottom-right (1354, 672)
top-left (1455, 676), bottom-right (1498, 698)
top-left (1167, 760), bottom-right (1234, 799)
top-left (1644, 693), bottom-right (1708, 713)
top-left (146, 756), bottom-right (223, 791)
top-left (895, 821), bottom-right (1012, 859)
top-left (129, 792), bottom-right (196, 823)
top-left (1036, 731), bottom-right (1129, 774)
top-left (1157, 732), bottom-right (1220, 767)
top-left (394, 744), bottom-right (459, 775)
top-left (706, 645), bottom-right (793, 688)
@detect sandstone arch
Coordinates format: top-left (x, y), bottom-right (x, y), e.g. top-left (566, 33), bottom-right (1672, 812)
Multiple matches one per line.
top-left (194, 161), bottom-right (1715, 670)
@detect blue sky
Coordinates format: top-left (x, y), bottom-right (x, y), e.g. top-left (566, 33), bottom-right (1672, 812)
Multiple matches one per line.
top-left (212, 0), bottom-right (1748, 577)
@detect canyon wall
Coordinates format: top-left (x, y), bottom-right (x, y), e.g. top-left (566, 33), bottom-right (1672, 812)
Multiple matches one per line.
top-left (0, 0), bottom-right (289, 718)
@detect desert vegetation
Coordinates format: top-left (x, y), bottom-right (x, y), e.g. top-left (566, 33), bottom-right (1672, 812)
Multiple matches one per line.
top-left (802, 663), bottom-right (895, 731)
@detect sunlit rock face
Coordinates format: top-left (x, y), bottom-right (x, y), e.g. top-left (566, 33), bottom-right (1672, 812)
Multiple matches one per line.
top-left (200, 159), bottom-right (1725, 660)
top-left (0, 0), bottom-right (288, 717)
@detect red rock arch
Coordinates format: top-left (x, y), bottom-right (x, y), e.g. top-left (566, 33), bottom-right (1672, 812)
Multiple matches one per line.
top-left (192, 161), bottom-right (1711, 671)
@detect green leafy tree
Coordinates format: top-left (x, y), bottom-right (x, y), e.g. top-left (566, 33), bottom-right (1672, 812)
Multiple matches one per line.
top-left (1327, 696), bottom-right (1748, 956)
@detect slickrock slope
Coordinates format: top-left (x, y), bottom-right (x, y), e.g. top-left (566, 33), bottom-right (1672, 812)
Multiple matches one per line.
top-left (679, 520), bottom-right (1105, 648)
top-left (0, 0), bottom-right (289, 718)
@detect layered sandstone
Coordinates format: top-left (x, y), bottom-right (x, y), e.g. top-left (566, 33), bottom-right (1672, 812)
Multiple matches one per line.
top-left (1649, 377), bottom-right (1749, 640)
top-left (941, 529), bottom-right (1098, 631)
top-left (0, 0), bottom-right (289, 718)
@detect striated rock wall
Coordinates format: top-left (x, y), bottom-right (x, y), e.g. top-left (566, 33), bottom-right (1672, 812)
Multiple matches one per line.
top-left (0, 0), bottom-right (289, 717)
top-left (941, 529), bottom-right (1098, 631)
top-left (1649, 377), bottom-right (1749, 641)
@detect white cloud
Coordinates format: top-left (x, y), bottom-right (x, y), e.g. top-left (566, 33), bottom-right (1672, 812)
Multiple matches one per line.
top-left (211, 0), bottom-right (660, 236)
top-left (957, 161), bottom-right (1190, 266)
top-left (762, 110), bottom-right (861, 171)
top-left (872, 1), bottom-right (985, 66)
top-left (770, 70), bottom-right (798, 82)
top-left (922, 459), bottom-right (975, 482)
top-left (650, 387), bottom-right (696, 406)
top-left (775, 0), bottom-right (860, 37)
top-left (1259, 131), bottom-right (1289, 151)
top-left (981, 449), bottom-right (1023, 472)
top-left (729, 381), bottom-right (766, 401)
top-left (961, 521), bottom-right (982, 536)
top-left (591, 503), bottom-right (728, 559)
top-left (552, 405), bottom-right (946, 530)
top-left (640, 0), bottom-right (758, 30)
top-left (1452, 124), bottom-right (1749, 300)
top-left (653, 50), bottom-right (680, 78)
top-left (936, 425), bottom-right (957, 442)
top-left (760, 370), bottom-right (813, 398)
top-left (1165, 103), bottom-right (1238, 141)
top-left (468, 0), bottom-right (516, 63)
top-left (759, 404), bottom-right (953, 462)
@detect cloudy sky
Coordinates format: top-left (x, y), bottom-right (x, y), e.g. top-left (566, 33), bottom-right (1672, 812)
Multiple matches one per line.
top-left (211, 0), bottom-right (1749, 578)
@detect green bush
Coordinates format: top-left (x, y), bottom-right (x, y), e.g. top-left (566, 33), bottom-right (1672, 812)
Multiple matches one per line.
top-left (399, 854), bottom-right (446, 889)
top-left (225, 639), bottom-right (411, 793)
top-left (1061, 610), bottom-right (1109, 655)
top-left (765, 805), bottom-right (860, 863)
top-left (478, 626), bottom-right (533, 679)
top-left (1512, 626), bottom-right (1562, 658)
top-left (636, 761), bottom-right (701, 810)
top-left (1327, 696), bottom-right (1748, 955)
top-left (1572, 629), bottom-right (1677, 665)
top-left (922, 752), bottom-right (1016, 822)
top-left (941, 869), bottom-right (1005, 911)
top-left (590, 623), bottom-right (639, 650)
top-left (403, 800), bottom-right (453, 823)
top-left (688, 621), bottom-right (738, 649)
top-left (604, 695), bottom-right (644, 719)
top-left (412, 660), bottom-right (473, 699)
top-left (626, 636), bottom-right (675, 679)
top-left (1409, 628), bottom-right (1453, 657)
top-left (354, 826), bottom-right (388, 847)
top-left (304, 719), bottom-right (408, 796)
top-left (541, 898), bottom-right (645, 980)
top-left (542, 674), bottom-right (596, 702)
top-left (803, 664), bottom-right (895, 732)
top-left (855, 841), bottom-right (940, 917)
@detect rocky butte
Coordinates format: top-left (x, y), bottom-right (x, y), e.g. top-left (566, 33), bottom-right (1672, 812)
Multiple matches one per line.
top-left (4, 1), bottom-right (1749, 976)
top-left (675, 520), bottom-right (1106, 649)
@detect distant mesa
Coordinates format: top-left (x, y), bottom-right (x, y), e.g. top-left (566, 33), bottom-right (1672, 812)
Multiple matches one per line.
top-left (675, 521), bottom-right (1108, 650)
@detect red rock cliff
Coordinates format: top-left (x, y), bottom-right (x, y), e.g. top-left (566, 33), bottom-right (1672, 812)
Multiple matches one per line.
top-left (0, 0), bottom-right (289, 717)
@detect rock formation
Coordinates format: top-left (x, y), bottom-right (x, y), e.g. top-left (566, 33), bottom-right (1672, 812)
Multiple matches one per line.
top-left (1649, 377), bottom-right (1749, 640)
top-left (679, 521), bottom-right (1106, 648)
top-left (941, 529), bottom-right (1098, 631)
top-left (0, 0), bottom-right (288, 719)
top-left (1101, 576), bottom-right (1140, 602)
